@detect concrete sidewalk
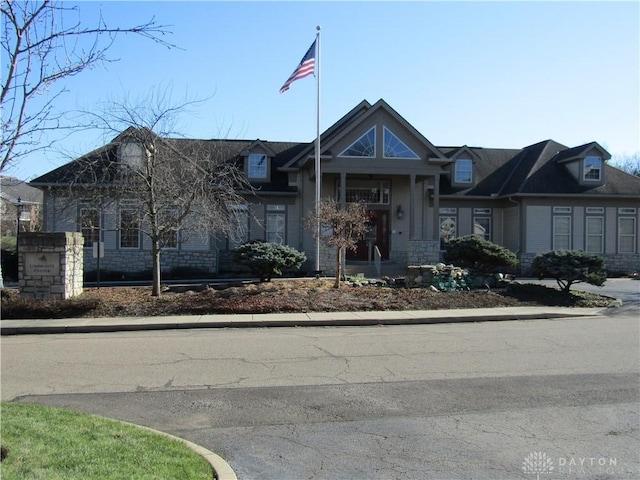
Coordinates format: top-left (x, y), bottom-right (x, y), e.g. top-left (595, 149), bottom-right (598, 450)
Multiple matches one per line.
top-left (0, 306), bottom-right (607, 335)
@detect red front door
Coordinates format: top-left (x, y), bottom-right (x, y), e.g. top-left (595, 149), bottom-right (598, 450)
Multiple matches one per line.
top-left (347, 209), bottom-right (390, 261)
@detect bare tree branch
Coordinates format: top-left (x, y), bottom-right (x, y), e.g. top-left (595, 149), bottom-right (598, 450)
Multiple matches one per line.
top-left (1, 0), bottom-right (176, 172)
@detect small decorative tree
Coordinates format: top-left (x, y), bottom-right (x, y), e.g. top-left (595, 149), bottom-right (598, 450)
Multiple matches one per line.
top-left (232, 241), bottom-right (306, 282)
top-left (444, 235), bottom-right (518, 274)
top-left (530, 250), bottom-right (606, 293)
top-left (305, 199), bottom-right (369, 288)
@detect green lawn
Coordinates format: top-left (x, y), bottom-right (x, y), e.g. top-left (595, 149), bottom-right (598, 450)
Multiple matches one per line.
top-left (0, 403), bottom-right (213, 479)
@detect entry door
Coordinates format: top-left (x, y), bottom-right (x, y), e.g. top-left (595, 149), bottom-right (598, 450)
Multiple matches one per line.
top-left (347, 209), bottom-right (390, 261)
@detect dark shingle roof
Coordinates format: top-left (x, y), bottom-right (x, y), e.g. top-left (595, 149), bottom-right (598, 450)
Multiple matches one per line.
top-left (29, 135), bottom-right (309, 195)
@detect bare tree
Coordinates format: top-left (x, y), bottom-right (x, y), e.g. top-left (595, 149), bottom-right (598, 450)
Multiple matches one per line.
top-left (305, 199), bottom-right (369, 288)
top-left (66, 90), bottom-right (253, 296)
top-left (1, 0), bottom-right (175, 172)
top-left (610, 153), bottom-right (640, 177)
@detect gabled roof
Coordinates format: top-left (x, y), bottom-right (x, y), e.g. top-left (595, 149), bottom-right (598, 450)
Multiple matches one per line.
top-left (283, 98), bottom-right (447, 170)
top-left (28, 100), bottom-right (640, 199)
top-left (29, 135), bottom-right (306, 195)
top-left (554, 141), bottom-right (611, 164)
top-left (282, 100), bottom-right (373, 170)
top-left (440, 139), bottom-right (640, 198)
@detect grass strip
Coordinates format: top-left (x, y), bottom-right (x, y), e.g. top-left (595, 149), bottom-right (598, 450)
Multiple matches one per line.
top-left (0, 402), bottom-right (213, 479)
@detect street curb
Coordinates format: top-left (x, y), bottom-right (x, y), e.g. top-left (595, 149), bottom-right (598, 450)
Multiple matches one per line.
top-left (120, 421), bottom-right (237, 480)
top-left (0, 310), bottom-right (604, 336)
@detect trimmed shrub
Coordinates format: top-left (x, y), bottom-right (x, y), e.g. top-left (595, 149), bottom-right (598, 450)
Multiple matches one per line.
top-left (444, 235), bottom-right (518, 274)
top-left (530, 250), bottom-right (606, 293)
top-left (232, 241), bottom-right (306, 282)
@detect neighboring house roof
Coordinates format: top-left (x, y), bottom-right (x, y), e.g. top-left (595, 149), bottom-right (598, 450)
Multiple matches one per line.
top-left (0, 176), bottom-right (43, 204)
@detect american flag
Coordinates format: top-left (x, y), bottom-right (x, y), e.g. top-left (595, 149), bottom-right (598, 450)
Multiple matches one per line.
top-left (279, 39), bottom-right (317, 93)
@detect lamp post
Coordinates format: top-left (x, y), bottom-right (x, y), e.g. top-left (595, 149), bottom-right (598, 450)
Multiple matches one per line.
top-left (15, 197), bottom-right (22, 281)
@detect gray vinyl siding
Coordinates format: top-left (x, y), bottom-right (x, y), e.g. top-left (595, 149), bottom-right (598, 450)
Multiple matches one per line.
top-left (502, 205), bottom-right (520, 253)
top-left (525, 205), bottom-right (551, 254)
top-left (573, 206), bottom-right (584, 251)
top-left (605, 207), bottom-right (617, 254)
top-left (458, 207), bottom-right (472, 237)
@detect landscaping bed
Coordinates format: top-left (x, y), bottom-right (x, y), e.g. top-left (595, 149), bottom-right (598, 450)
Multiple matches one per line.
top-left (1, 279), bottom-right (613, 320)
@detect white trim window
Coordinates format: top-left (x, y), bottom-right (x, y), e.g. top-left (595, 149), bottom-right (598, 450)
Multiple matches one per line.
top-left (339, 127), bottom-right (376, 157)
top-left (159, 209), bottom-right (179, 250)
top-left (584, 156), bottom-right (602, 181)
top-left (585, 216), bottom-right (604, 253)
top-left (119, 208), bottom-right (140, 249)
top-left (473, 209), bottom-right (491, 241)
top-left (248, 154), bottom-right (267, 179)
top-left (80, 207), bottom-right (100, 248)
top-left (553, 215), bottom-right (571, 250)
top-left (266, 205), bottom-right (286, 244)
top-left (229, 204), bottom-right (249, 249)
top-left (383, 127), bottom-right (419, 159)
top-left (454, 159), bottom-right (473, 184)
top-left (618, 216), bottom-right (636, 254)
top-left (439, 208), bottom-right (457, 250)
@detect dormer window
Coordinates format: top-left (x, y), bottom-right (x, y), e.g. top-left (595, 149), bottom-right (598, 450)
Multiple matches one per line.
top-left (454, 158), bottom-right (473, 184)
top-left (584, 156), bottom-right (602, 181)
top-left (120, 142), bottom-right (144, 169)
top-left (248, 153), bottom-right (267, 179)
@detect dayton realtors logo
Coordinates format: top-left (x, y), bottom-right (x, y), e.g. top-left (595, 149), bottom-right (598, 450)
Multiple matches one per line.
top-left (523, 452), bottom-right (624, 478)
top-left (522, 452), bottom-right (554, 479)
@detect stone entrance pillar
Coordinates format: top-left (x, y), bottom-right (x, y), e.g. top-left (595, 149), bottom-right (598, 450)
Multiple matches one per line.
top-left (19, 232), bottom-right (84, 299)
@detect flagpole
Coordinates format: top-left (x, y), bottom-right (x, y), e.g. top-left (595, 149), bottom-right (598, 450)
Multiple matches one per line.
top-left (314, 25), bottom-right (321, 275)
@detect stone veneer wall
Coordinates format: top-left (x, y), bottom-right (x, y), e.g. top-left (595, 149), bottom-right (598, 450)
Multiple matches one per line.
top-left (519, 253), bottom-right (640, 276)
top-left (406, 240), bottom-right (442, 266)
top-left (19, 232), bottom-right (84, 299)
top-left (84, 249), bottom-right (218, 277)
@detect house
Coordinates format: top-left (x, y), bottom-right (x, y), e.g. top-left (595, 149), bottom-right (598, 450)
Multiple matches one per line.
top-left (29, 99), bottom-right (640, 278)
top-left (1, 176), bottom-right (42, 236)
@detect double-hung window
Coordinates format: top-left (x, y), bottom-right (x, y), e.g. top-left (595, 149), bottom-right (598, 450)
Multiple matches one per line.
top-left (248, 154), bottom-right (267, 179)
top-left (585, 208), bottom-right (604, 253)
top-left (473, 208), bottom-right (491, 241)
top-left (120, 208), bottom-right (140, 249)
top-left (266, 205), bottom-right (286, 244)
top-left (454, 159), bottom-right (473, 184)
top-left (584, 156), bottom-right (602, 181)
top-left (618, 208), bottom-right (637, 253)
top-left (552, 207), bottom-right (572, 250)
top-left (229, 205), bottom-right (249, 249)
top-left (80, 208), bottom-right (100, 248)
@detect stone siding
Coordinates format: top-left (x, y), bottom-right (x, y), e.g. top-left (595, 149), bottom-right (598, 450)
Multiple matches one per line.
top-left (19, 232), bottom-right (84, 299)
top-left (406, 240), bottom-right (442, 265)
top-left (84, 249), bottom-right (218, 277)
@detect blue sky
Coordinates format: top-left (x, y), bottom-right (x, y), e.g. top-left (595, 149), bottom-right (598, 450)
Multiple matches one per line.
top-left (9, 1), bottom-right (640, 180)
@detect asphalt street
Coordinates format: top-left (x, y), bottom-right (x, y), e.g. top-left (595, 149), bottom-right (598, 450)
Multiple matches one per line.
top-left (2, 278), bottom-right (639, 479)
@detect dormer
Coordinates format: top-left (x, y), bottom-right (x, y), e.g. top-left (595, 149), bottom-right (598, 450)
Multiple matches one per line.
top-left (445, 146), bottom-right (478, 188)
top-left (241, 140), bottom-right (276, 183)
top-left (554, 142), bottom-right (610, 187)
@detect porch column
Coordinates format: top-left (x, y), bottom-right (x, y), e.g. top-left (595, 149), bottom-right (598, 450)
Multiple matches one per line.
top-left (340, 172), bottom-right (346, 206)
top-left (409, 173), bottom-right (416, 239)
top-left (422, 180), bottom-right (429, 240)
top-left (432, 174), bottom-right (440, 241)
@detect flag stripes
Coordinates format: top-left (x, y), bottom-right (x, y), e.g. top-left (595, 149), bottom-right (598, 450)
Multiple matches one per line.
top-left (279, 39), bottom-right (317, 93)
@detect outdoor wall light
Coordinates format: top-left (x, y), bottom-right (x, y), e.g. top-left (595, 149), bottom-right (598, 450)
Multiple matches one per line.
top-left (396, 204), bottom-right (404, 220)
